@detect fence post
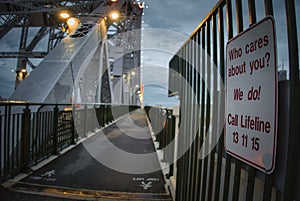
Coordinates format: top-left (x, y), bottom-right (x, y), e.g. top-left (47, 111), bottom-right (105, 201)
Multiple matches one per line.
top-left (21, 104), bottom-right (31, 173)
top-left (83, 104), bottom-right (87, 137)
top-left (70, 114), bottom-right (76, 145)
top-left (52, 105), bottom-right (59, 155)
top-left (101, 105), bottom-right (105, 127)
top-left (104, 105), bottom-right (108, 125)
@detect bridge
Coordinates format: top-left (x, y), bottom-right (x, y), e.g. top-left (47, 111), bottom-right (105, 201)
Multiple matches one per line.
top-left (1, 0), bottom-right (300, 201)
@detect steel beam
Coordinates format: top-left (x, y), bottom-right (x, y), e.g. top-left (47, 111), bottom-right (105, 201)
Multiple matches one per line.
top-left (0, 52), bottom-right (48, 58)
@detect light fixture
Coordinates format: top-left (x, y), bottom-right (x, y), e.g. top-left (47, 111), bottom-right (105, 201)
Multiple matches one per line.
top-left (66, 17), bottom-right (80, 33)
top-left (109, 10), bottom-right (120, 20)
top-left (66, 17), bottom-right (77, 26)
top-left (60, 12), bottom-right (70, 19)
top-left (110, 0), bottom-right (118, 2)
top-left (138, 2), bottom-right (145, 9)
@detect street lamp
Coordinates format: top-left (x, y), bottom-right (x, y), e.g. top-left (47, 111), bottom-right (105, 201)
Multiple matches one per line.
top-left (58, 10), bottom-right (80, 33)
top-left (66, 17), bottom-right (80, 33)
top-left (109, 10), bottom-right (120, 21)
top-left (59, 11), bottom-right (70, 19)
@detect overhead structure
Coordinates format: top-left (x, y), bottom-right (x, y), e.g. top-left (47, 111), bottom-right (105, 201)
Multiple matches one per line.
top-left (3, 0), bottom-right (143, 105)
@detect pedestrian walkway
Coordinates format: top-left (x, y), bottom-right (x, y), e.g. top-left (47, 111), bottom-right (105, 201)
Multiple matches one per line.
top-left (2, 109), bottom-right (172, 201)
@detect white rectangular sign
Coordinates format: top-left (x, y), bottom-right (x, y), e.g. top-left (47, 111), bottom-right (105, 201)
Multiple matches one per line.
top-left (225, 16), bottom-right (277, 174)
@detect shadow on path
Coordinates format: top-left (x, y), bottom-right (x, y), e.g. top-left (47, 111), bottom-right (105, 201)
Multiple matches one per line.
top-left (3, 109), bottom-right (171, 201)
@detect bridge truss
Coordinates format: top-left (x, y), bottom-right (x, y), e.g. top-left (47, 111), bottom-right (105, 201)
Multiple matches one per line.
top-left (0, 0), bottom-right (143, 105)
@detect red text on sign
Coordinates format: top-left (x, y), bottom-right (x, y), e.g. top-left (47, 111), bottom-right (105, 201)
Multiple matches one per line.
top-left (245, 35), bottom-right (269, 54)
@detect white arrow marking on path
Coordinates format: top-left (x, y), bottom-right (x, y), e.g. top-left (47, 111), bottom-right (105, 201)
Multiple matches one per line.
top-left (140, 181), bottom-right (152, 190)
top-left (41, 170), bottom-right (55, 177)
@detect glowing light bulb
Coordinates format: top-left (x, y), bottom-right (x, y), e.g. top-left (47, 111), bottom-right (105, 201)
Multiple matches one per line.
top-left (109, 10), bottom-right (120, 20)
top-left (60, 12), bottom-right (70, 19)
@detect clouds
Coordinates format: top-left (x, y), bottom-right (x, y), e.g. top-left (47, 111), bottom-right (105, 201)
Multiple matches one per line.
top-left (143, 0), bottom-right (219, 35)
top-left (141, 29), bottom-right (187, 107)
top-left (141, 0), bottom-right (218, 107)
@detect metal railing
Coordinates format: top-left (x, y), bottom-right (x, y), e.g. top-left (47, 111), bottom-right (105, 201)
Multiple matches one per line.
top-left (169, 0), bottom-right (299, 201)
top-left (0, 101), bottom-right (139, 183)
top-left (144, 106), bottom-right (176, 177)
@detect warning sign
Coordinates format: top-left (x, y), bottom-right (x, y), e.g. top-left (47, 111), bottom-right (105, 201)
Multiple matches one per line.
top-left (225, 16), bottom-right (278, 174)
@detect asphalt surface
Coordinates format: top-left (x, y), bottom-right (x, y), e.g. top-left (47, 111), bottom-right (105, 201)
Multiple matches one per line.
top-left (1, 109), bottom-right (171, 201)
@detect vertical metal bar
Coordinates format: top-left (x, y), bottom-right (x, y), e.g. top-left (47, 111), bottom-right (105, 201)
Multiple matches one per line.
top-left (248, 0), bottom-right (257, 25)
top-left (6, 105), bottom-right (11, 176)
top-left (246, 166), bottom-right (255, 201)
top-left (196, 26), bottom-right (206, 201)
top-left (11, 114), bottom-right (15, 177)
top-left (190, 34), bottom-right (199, 201)
top-left (283, 0), bottom-right (299, 200)
top-left (181, 46), bottom-right (188, 201)
top-left (196, 32), bottom-right (202, 201)
top-left (264, 0), bottom-right (274, 16)
top-left (223, 0), bottom-right (234, 200)
top-left (37, 112), bottom-right (41, 159)
top-left (190, 39), bottom-right (195, 201)
top-left (232, 1), bottom-right (244, 199)
top-left (235, 0), bottom-right (243, 33)
top-left (185, 41), bottom-right (191, 201)
top-left (47, 111), bottom-right (52, 155)
top-left (201, 19), bottom-right (211, 201)
top-left (223, 156), bottom-right (232, 201)
top-left (35, 113), bottom-right (40, 163)
top-left (226, 0), bottom-right (233, 39)
top-left (214, 7), bottom-right (225, 201)
top-left (21, 105), bottom-right (31, 173)
top-left (183, 46), bottom-right (189, 201)
top-left (175, 49), bottom-right (183, 201)
top-left (43, 112), bottom-right (46, 155)
top-left (46, 111), bottom-right (49, 155)
top-left (41, 111), bottom-right (44, 156)
top-left (169, 115), bottom-right (175, 177)
top-left (180, 48), bottom-right (186, 201)
top-left (207, 12), bottom-right (218, 201)
top-left (40, 112), bottom-right (44, 157)
top-left (71, 113), bottom-right (76, 145)
top-left (232, 161), bottom-right (241, 201)
top-left (4, 105), bottom-right (8, 176)
top-left (0, 110), bottom-right (2, 179)
top-left (84, 104), bottom-right (88, 137)
top-left (193, 29), bottom-right (202, 200)
top-left (34, 113), bottom-right (38, 163)
top-left (190, 40), bottom-right (195, 201)
top-left (43, 111), bottom-right (47, 156)
top-left (187, 39), bottom-right (194, 201)
top-left (16, 114), bottom-right (20, 171)
top-left (51, 112), bottom-right (55, 151)
top-left (263, 174), bottom-right (274, 201)
top-left (52, 105), bottom-right (59, 155)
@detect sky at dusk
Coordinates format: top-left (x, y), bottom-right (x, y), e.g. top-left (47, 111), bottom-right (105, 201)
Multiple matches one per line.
top-left (141, 0), bottom-right (219, 107)
top-left (141, 0), bottom-right (300, 107)
top-left (0, 0), bottom-right (299, 108)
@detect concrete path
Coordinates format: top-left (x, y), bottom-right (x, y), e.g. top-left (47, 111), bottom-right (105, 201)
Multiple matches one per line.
top-left (2, 109), bottom-right (171, 201)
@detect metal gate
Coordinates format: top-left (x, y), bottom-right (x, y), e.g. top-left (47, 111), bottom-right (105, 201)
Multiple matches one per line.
top-left (169, 0), bottom-right (299, 200)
